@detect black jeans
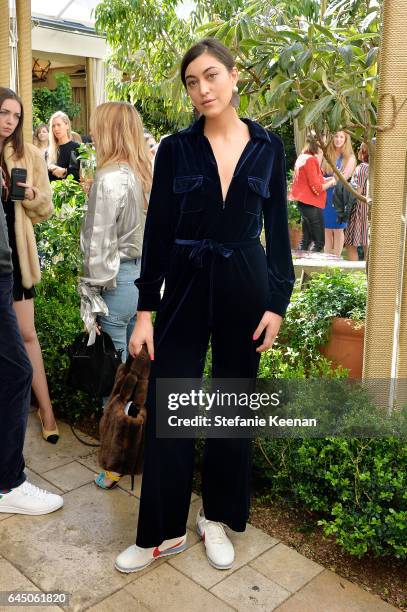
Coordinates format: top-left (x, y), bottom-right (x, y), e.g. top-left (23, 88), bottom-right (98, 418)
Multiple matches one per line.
top-left (0, 273), bottom-right (33, 489)
top-left (297, 202), bottom-right (325, 252)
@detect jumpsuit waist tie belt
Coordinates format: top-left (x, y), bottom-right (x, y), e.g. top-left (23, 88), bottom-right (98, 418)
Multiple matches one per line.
top-left (174, 237), bottom-right (261, 325)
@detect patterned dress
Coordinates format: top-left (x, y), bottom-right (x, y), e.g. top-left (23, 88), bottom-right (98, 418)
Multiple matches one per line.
top-left (344, 162), bottom-right (369, 246)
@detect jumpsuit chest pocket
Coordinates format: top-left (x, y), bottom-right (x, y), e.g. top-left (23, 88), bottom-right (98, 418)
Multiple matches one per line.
top-left (245, 176), bottom-right (270, 215)
top-left (173, 175), bottom-right (204, 213)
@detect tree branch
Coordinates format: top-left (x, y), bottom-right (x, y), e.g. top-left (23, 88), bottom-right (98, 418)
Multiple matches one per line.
top-left (294, 79), bottom-right (314, 102)
top-left (160, 28), bottom-right (181, 59)
top-left (237, 55), bottom-right (263, 87)
top-left (257, 108), bottom-right (279, 121)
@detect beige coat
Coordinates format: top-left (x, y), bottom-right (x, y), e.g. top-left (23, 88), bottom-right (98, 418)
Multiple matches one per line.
top-left (3, 142), bottom-right (53, 288)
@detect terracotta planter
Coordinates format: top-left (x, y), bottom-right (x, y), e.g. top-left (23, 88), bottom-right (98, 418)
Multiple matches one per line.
top-left (289, 225), bottom-right (302, 249)
top-left (320, 317), bottom-right (365, 379)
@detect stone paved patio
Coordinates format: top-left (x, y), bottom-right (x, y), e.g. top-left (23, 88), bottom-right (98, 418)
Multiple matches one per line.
top-left (0, 411), bottom-right (400, 612)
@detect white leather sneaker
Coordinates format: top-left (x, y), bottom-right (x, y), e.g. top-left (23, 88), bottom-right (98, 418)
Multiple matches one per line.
top-left (115, 533), bottom-right (187, 573)
top-left (196, 508), bottom-right (234, 569)
top-left (0, 481), bottom-right (63, 515)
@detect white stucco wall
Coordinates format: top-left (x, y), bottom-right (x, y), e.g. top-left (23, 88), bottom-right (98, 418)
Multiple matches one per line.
top-left (32, 24), bottom-right (107, 59)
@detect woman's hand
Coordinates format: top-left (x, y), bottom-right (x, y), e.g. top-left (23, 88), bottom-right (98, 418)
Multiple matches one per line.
top-left (80, 178), bottom-right (93, 196)
top-left (253, 311), bottom-right (283, 353)
top-left (322, 176), bottom-right (336, 191)
top-left (51, 166), bottom-right (66, 179)
top-left (17, 181), bottom-right (35, 201)
top-left (129, 311), bottom-right (154, 360)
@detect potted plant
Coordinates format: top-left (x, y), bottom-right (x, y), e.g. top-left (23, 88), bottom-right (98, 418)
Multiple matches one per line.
top-left (287, 198), bottom-right (302, 249)
top-left (280, 269), bottom-right (366, 378)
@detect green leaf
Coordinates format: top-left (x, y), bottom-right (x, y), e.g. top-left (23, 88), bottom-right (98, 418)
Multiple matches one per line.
top-left (239, 37), bottom-right (263, 51)
top-left (196, 20), bottom-right (222, 33)
top-left (279, 43), bottom-right (302, 71)
top-left (267, 79), bottom-right (294, 105)
top-left (224, 24), bottom-right (237, 47)
top-left (360, 10), bottom-right (379, 31)
top-left (295, 49), bottom-right (312, 70)
top-left (343, 32), bottom-right (380, 42)
top-left (347, 97), bottom-right (366, 124)
top-left (330, 101), bottom-right (344, 131)
top-left (314, 23), bottom-right (337, 42)
top-left (339, 45), bottom-right (353, 65)
top-left (239, 93), bottom-right (249, 113)
top-left (272, 26), bottom-right (304, 42)
top-left (272, 111), bottom-right (290, 128)
top-left (240, 16), bottom-right (251, 40)
top-left (244, 0), bottom-right (264, 17)
top-left (366, 47), bottom-right (379, 68)
top-left (303, 95), bottom-right (334, 127)
top-left (214, 21), bottom-right (230, 41)
top-left (268, 74), bottom-right (286, 94)
top-left (321, 69), bottom-right (336, 96)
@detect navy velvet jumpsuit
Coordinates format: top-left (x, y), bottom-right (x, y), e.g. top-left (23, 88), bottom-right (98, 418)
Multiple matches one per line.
top-left (135, 116), bottom-right (295, 547)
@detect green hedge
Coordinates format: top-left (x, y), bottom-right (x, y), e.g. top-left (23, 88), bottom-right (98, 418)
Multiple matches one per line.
top-left (35, 177), bottom-right (95, 421)
top-left (35, 268), bottom-right (95, 421)
top-left (253, 437), bottom-right (406, 559)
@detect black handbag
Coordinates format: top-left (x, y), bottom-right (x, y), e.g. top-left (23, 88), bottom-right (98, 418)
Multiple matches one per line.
top-left (67, 331), bottom-right (123, 397)
top-left (333, 180), bottom-right (357, 224)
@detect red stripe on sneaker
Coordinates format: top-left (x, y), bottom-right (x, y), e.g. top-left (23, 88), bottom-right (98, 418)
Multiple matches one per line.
top-left (153, 539), bottom-right (184, 558)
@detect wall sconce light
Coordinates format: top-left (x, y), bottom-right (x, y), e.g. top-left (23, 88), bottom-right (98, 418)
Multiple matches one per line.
top-left (32, 58), bottom-right (51, 81)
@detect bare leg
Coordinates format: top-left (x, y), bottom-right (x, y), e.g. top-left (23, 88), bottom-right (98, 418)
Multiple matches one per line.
top-left (324, 229), bottom-right (334, 253)
top-left (332, 229), bottom-right (345, 257)
top-left (346, 245), bottom-right (359, 261)
top-left (13, 299), bottom-right (57, 431)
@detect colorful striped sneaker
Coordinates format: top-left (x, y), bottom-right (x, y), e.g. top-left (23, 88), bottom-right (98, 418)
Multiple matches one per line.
top-left (115, 534), bottom-right (187, 573)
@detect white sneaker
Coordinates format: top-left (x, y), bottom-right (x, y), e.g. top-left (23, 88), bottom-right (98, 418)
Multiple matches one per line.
top-left (115, 533), bottom-right (187, 573)
top-left (196, 508), bottom-right (234, 569)
top-left (0, 481), bottom-right (63, 515)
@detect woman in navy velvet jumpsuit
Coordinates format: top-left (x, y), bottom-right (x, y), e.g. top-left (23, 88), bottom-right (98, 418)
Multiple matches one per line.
top-left (115, 39), bottom-right (295, 573)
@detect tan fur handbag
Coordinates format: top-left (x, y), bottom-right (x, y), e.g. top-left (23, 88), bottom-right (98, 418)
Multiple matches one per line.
top-left (99, 346), bottom-right (151, 488)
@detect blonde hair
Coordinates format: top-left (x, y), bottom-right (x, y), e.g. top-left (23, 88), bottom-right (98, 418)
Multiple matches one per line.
top-left (322, 130), bottom-right (355, 174)
top-left (71, 130), bottom-right (82, 143)
top-left (90, 102), bottom-right (152, 199)
top-left (48, 111), bottom-right (72, 165)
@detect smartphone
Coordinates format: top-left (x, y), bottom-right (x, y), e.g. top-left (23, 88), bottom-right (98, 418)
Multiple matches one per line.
top-left (10, 168), bottom-right (27, 200)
